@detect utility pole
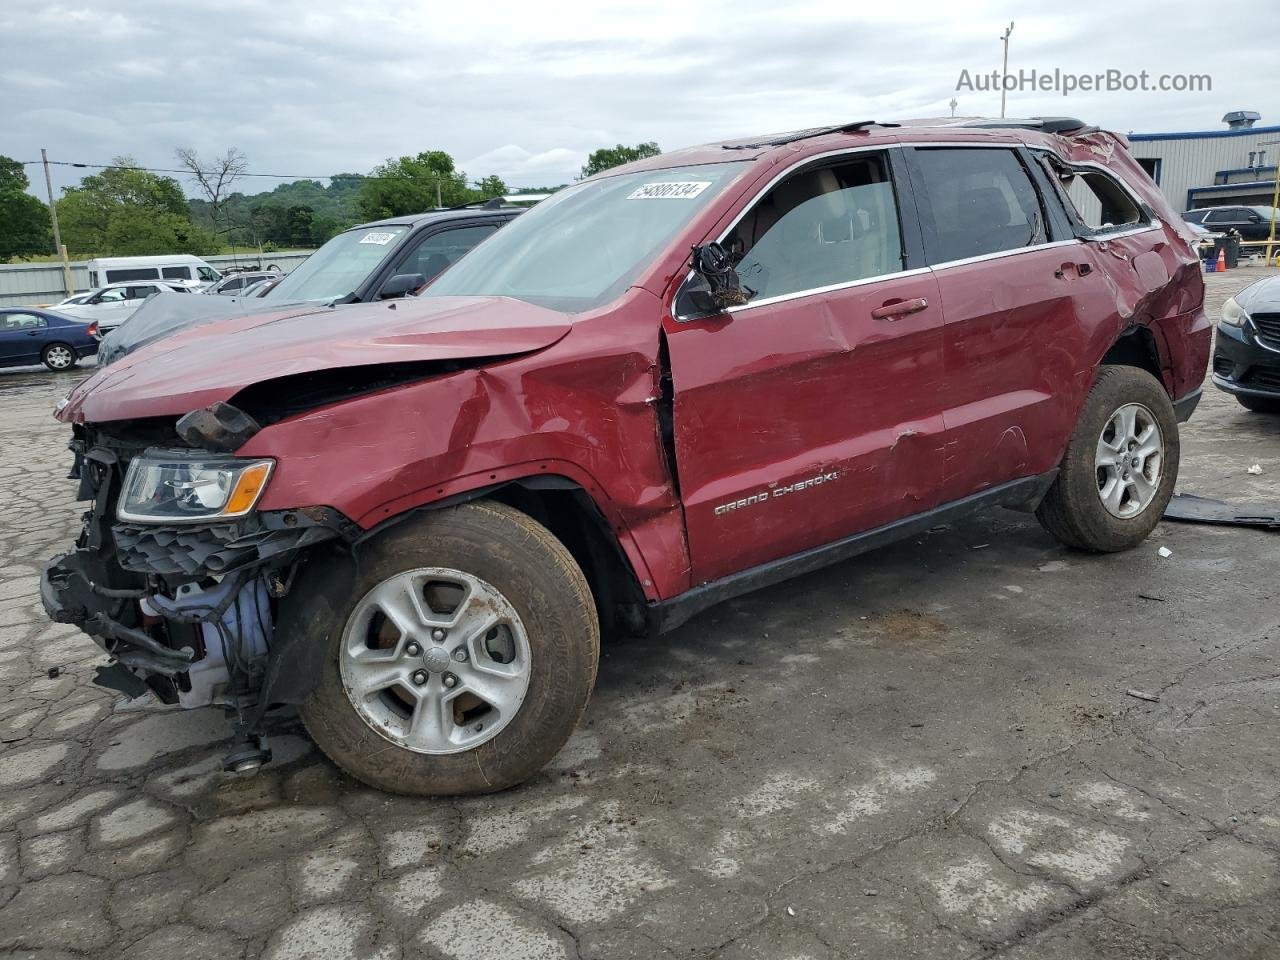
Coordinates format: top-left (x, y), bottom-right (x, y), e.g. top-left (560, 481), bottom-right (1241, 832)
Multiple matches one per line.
top-left (999, 21), bottom-right (1015, 119)
top-left (40, 149), bottom-right (74, 296)
top-left (436, 179), bottom-right (442, 209)
top-left (1262, 139), bottom-right (1280, 265)
top-left (949, 98), bottom-right (958, 118)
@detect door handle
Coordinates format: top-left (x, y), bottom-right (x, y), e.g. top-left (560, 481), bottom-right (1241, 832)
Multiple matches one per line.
top-left (1054, 262), bottom-right (1093, 279)
top-left (871, 297), bottom-right (929, 321)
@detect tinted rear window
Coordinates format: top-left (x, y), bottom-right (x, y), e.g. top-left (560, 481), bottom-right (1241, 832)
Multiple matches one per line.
top-left (106, 268), bottom-right (161, 282)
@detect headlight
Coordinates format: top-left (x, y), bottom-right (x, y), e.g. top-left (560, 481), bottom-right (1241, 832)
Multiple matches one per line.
top-left (1220, 297), bottom-right (1249, 328)
top-left (118, 456), bottom-right (274, 524)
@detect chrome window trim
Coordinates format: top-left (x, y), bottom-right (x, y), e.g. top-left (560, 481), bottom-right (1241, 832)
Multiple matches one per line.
top-left (929, 238), bottom-right (1081, 273)
top-left (725, 267), bottom-right (933, 314)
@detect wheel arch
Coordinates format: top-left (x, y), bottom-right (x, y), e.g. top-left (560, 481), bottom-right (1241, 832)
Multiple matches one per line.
top-left (1099, 324), bottom-right (1171, 393)
top-left (260, 472), bottom-right (646, 718)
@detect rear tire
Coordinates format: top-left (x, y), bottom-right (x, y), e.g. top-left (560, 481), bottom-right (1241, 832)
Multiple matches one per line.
top-left (41, 343), bottom-right (77, 371)
top-left (300, 500), bottom-right (599, 796)
top-left (1237, 394), bottom-right (1280, 414)
top-left (1036, 366), bottom-right (1178, 552)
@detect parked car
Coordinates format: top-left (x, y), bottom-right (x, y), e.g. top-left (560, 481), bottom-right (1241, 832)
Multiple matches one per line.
top-left (53, 291), bottom-right (96, 308)
top-left (1212, 276), bottom-right (1280, 412)
top-left (0, 308), bottom-right (98, 370)
top-left (206, 271), bottom-right (281, 296)
top-left (1182, 206), bottom-right (1280, 243)
top-left (85, 255), bottom-right (221, 290)
top-left (56, 280), bottom-right (193, 336)
top-left (43, 118), bottom-right (1208, 794)
top-left (96, 203), bottom-right (523, 364)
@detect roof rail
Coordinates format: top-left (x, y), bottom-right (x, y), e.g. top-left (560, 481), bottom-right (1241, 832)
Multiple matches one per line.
top-left (722, 120), bottom-right (901, 150)
top-left (955, 116), bottom-right (1091, 135)
top-left (446, 196), bottom-right (507, 211)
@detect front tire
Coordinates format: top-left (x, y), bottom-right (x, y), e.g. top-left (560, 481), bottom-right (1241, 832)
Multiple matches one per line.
top-left (1036, 366), bottom-right (1179, 552)
top-left (41, 343), bottom-right (77, 371)
top-left (300, 500), bottom-right (599, 796)
top-left (1237, 394), bottom-right (1280, 414)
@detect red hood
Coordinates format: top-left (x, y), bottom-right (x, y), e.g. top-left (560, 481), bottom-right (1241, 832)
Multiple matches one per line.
top-left (60, 296), bottom-right (572, 424)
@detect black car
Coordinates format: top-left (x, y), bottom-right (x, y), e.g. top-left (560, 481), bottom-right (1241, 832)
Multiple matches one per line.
top-left (1213, 276), bottom-right (1280, 413)
top-left (98, 202), bottom-right (523, 364)
top-left (1183, 206), bottom-right (1280, 243)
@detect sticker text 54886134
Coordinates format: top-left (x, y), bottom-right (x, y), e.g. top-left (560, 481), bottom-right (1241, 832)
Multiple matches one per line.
top-left (626, 181), bottom-right (712, 200)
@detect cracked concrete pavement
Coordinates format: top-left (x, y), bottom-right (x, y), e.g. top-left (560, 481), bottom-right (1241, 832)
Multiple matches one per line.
top-left (0, 267), bottom-right (1278, 959)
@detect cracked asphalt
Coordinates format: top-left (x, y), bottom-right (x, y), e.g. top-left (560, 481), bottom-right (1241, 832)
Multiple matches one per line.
top-left (1, 267), bottom-right (1278, 960)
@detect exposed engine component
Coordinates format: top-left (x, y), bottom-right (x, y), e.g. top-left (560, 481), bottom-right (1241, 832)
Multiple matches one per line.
top-left (145, 576), bottom-right (273, 709)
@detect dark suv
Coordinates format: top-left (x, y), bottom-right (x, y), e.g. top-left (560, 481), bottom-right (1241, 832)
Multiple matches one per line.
top-left (98, 203), bottom-right (522, 364)
top-left (44, 117), bottom-right (1209, 795)
top-left (1182, 205), bottom-right (1280, 242)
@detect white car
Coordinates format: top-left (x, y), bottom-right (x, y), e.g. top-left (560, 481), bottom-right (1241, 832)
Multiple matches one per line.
top-left (52, 291), bottom-right (96, 308)
top-left (57, 280), bottom-right (193, 335)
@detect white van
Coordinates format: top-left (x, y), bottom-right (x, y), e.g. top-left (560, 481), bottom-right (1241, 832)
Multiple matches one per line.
top-left (85, 255), bottom-right (221, 290)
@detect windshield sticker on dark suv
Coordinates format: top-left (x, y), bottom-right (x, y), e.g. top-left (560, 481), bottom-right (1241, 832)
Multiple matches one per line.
top-left (358, 232), bottom-right (397, 245)
top-left (627, 181), bottom-right (712, 200)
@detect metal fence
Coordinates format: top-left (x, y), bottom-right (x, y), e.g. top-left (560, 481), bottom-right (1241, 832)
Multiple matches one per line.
top-left (0, 251), bottom-right (314, 307)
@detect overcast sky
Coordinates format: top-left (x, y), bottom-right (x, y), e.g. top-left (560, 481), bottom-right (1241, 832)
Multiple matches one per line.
top-left (3, 0), bottom-right (1275, 199)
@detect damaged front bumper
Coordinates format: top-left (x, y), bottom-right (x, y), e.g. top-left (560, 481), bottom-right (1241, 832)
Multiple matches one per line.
top-left (41, 497), bottom-right (356, 764)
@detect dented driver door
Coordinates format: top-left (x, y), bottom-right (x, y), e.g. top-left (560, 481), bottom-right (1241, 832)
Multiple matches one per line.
top-left (663, 150), bottom-right (946, 586)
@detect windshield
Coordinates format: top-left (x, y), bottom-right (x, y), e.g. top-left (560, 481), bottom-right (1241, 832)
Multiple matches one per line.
top-left (266, 225), bottom-right (410, 302)
top-left (424, 162), bottom-right (749, 312)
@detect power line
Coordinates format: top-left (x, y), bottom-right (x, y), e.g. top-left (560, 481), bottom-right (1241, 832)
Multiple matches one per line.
top-left (16, 157), bottom-right (500, 186)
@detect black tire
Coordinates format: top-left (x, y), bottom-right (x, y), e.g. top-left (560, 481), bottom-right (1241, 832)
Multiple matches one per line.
top-left (299, 500), bottom-right (599, 796)
top-left (1237, 394), bottom-right (1280, 414)
top-left (1036, 366), bottom-right (1179, 552)
top-left (41, 343), bottom-right (77, 371)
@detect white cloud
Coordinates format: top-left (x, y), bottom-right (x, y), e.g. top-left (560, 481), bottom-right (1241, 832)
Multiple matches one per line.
top-left (2, 0), bottom-right (1274, 198)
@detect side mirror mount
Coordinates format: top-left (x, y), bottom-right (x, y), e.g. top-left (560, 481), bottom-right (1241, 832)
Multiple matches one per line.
top-left (378, 273), bottom-right (426, 299)
top-left (678, 243), bottom-right (751, 319)
top-left (1247, 213), bottom-right (1263, 223)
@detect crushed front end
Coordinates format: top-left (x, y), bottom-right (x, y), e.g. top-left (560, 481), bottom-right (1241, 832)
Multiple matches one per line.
top-left (41, 408), bottom-right (356, 771)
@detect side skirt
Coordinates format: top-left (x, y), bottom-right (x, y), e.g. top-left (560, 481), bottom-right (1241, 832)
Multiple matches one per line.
top-left (649, 471), bottom-right (1058, 635)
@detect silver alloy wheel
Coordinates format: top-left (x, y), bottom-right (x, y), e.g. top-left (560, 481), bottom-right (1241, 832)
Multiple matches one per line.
top-left (44, 345), bottom-right (73, 369)
top-left (339, 567), bottom-right (531, 755)
top-left (1095, 402), bottom-right (1163, 519)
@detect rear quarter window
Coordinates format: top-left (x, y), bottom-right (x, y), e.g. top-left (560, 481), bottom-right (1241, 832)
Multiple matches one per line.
top-left (1060, 169), bottom-right (1146, 233)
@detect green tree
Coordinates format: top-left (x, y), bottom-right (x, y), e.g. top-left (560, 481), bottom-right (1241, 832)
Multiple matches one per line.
top-left (286, 205), bottom-right (315, 247)
top-left (101, 206), bottom-right (218, 256)
top-left (356, 151), bottom-right (507, 219)
top-left (580, 142), bottom-right (660, 179)
top-left (57, 157), bottom-right (202, 254)
top-left (475, 174), bottom-right (508, 199)
top-left (0, 156), bottom-right (51, 262)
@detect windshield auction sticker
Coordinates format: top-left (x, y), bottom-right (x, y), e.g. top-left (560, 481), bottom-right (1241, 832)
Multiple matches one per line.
top-left (626, 181), bottom-right (712, 200)
top-left (358, 232), bottom-right (397, 245)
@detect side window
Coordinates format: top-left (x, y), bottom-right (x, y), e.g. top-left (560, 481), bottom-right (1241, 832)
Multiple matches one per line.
top-left (162, 266), bottom-right (191, 280)
top-left (913, 148), bottom-right (1047, 263)
top-left (197, 266), bottom-right (220, 282)
top-left (1, 313), bottom-right (46, 331)
top-left (126, 285), bottom-right (160, 300)
top-left (394, 225), bottom-right (498, 283)
top-left (1060, 169), bottom-right (1145, 232)
top-left (95, 288), bottom-right (128, 303)
top-left (724, 153), bottom-right (903, 301)
top-left (222, 276), bottom-right (245, 291)
top-left (106, 268), bottom-right (161, 283)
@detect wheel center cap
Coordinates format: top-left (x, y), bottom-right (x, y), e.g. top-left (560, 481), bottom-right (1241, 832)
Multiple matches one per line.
top-left (423, 647), bottom-right (451, 672)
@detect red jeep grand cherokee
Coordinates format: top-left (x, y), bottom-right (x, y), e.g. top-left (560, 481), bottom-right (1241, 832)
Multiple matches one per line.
top-left (43, 118), bottom-right (1209, 794)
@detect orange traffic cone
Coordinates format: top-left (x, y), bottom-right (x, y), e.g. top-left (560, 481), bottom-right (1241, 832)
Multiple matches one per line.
top-left (1217, 247), bottom-right (1227, 271)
